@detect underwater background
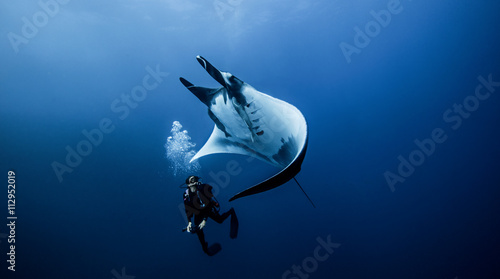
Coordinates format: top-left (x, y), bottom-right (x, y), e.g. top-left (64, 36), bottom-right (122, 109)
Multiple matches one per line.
top-left (1, 0), bottom-right (500, 278)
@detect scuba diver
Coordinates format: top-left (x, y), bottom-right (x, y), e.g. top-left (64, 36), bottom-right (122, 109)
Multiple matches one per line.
top-left (182, 175), bottom-right (238, 256)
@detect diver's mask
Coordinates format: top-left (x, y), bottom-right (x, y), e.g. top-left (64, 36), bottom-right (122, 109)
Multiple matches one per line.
top-left (186, 175), bottom-right (201, 189)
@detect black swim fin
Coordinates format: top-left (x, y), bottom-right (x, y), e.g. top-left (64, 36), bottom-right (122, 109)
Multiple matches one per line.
top-left (230, 211), bottom-right (239, 239)
top-left (206, 243), bottom-right (222, 256)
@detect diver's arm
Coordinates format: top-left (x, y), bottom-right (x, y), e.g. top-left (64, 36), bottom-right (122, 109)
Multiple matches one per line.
top-left (210, 197), bottom-right (219, 207)
top-left (185, 207), bottom-right (194, 224)
top-left (184, 193), bottom-right (194, 223)
top-left (203, 184), bottom-right (219, 206)
top-left (204, 184), bottom-right (214, 198)
top-left (185, 211), bottom-right (194, 232)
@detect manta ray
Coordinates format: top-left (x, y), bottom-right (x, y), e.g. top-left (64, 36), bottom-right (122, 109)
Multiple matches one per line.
top-left (180, 56), bottom-right (309, 203)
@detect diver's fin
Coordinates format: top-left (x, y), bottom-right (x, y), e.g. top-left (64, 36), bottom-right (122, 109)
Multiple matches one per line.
top-left (230, 210), bottom-right (239, 239)
top-left (206, 243), bottom-right (222, 256)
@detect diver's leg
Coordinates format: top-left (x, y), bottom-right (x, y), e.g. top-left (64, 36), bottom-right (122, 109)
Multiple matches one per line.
top-left (196, 229), bottom-right (209, 254)
top-left (209, 208), bottom-right (238, 239)
top-left (210, 207), bottom-right (234, 224)
top-left (194, 214), bottom-right (208, 253)
top-left (193, 213), bottom-right (204, 227)
top-left (229, 208), bottom-right (238, 239)
top-left (196, 226), bottom-right (222, 256)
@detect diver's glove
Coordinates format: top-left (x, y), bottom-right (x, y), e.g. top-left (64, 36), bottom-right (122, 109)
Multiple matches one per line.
top-left (198, 219), bottom-right (206, 230)
top-left (187, 222), bottom-right (193, 233)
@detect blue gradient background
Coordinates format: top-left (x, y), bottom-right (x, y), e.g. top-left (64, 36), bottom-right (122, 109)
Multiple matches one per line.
top-left (1, 0), bottom-right (500, 278)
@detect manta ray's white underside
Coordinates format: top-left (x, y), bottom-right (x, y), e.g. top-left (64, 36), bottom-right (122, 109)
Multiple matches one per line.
top-left (180, 56), bottom-right (308, 201)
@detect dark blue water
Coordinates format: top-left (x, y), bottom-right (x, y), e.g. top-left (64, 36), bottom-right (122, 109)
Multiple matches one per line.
top-left (1, 1), bottom-right (500, 278)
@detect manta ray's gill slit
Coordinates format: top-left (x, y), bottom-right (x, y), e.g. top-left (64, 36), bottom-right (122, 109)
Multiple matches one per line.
top-left (250, 109), bottom-right (261, 115)
top-left (245, 100), bottom-right (256, 108)
top-left (245, 99), bottom-right (256, 108)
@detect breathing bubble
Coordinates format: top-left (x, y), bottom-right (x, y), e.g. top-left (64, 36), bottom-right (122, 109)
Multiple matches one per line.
top-left (165, 121), bottom-right (201, 176)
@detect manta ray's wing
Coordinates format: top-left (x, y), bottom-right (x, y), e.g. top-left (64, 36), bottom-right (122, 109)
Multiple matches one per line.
top-left (190, 125), bottom-right (270, 161)
top-left (226, 91), bottom-right (308, 201)
top-left (229, 123), bottom-right (308, 201)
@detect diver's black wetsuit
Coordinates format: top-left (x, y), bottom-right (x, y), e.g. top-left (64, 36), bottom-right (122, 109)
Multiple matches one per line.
top-left (183, 183), bottom-right (237, 255)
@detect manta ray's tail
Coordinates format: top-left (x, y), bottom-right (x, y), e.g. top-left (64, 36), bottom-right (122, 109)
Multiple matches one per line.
top-left (293, 177), bottom-right (316, 208)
